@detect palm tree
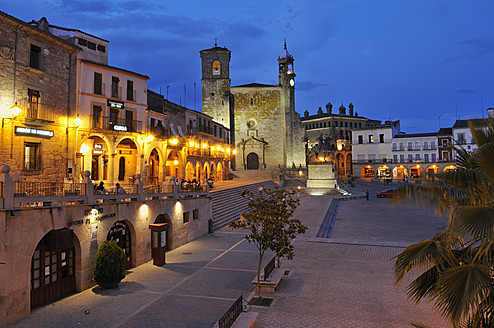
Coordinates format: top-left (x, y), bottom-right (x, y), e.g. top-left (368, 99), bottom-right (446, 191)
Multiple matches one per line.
top-left (393, 119), bottom-right (494, 327)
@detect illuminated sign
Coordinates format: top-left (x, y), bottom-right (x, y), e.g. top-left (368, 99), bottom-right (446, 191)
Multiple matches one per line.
top-left (94, 144), bottom-right (103, 149)
top-left (113, 125), bottom-right (128, 131)
top-left (15, 126), bottom-right (54, 139)
top-left (107, 99), bottom-right (124, 109)
top-left (93, 150), bottom-right (103, 154)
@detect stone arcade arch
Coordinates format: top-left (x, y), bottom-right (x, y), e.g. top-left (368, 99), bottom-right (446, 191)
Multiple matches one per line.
top-left (79, 135), bottom-right (110, 182)
top-left (410, 165), bottom-right (424, 179)
top-left (185, 161), bottom-right (195, 181)
top-left (148, 148), bottom-right (161, 185)
top-left (203, 162), bottom-right (210, 180)
top-left (393, 165), bottom-right (408, 180)
top-left (345, 153), bottom-right (352, 177)
top-left (216, 162), bottom-right (223, 181)
top-left (166, 150), bottom-right (181, 180)
top-left (30, 229), bottom-right (78, 309)
top-left (360, 166), bottom-right (375, 178)
top-left (116, 138), bottom-right (138, 183)
top-left (426, 165), bottom-right (441, 179)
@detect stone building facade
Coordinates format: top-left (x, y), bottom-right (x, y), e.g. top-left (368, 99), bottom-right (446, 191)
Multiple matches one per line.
top-left (200, 42), bottom-right (306, 171)
top-left (0, 167), bottom-right (211, 325)
top-left (0, 11), bottom-right (79, 181)
top-left (301, 103), bottom-right (381, 179)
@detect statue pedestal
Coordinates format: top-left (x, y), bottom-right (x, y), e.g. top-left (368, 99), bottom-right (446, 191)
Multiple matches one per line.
top-left (306, 163), bottom-right (338, 195)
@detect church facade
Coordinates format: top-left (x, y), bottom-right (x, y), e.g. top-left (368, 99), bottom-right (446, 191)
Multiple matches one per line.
top-left (200, 43), bottom-right (306, 171)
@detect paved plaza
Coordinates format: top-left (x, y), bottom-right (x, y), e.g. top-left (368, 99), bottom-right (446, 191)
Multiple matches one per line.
top-left (7, 180), bottom-right (449, 328)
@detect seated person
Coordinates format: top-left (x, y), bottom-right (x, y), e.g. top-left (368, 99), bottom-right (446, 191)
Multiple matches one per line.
top-left (95, 181), bottom-right (107, 194)
top-left (115, 183), bottom-right (125, 194)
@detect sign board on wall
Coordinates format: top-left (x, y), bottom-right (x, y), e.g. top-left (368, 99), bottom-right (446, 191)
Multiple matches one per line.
top-left (15, 126), bottom-right (54, 139)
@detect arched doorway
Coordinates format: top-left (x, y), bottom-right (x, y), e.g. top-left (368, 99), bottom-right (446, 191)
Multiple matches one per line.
top-left (107, 221), bottom-right (132, 269)
top-left (345, 153), bottom-right (352, 177)
top-left (246, 152), bottom-right (259, 170)
top-left (116, 138), bottom-right (138, 183)
top-left (410, 165), bottom-right (424, 179)
top-left (166, 150), bottom-right (181, 180)
top-left (443, 165), bottom-right (457, 172)
top-left (335, 153), bottom-right (344, 179)
top-left (80, 136), bottom-right (108, 182)
top-left (203, 162), bottom-right (210, 180)
top-left (154, 214), bottom-right (172, 250)
top-left (426, 165), bottom-right (440, 179)
top-left (31, 229), bottom-right (76, 309)
top-left (360, 166), bottom-right (375, 178)
top-left (393, 165), bottom-right (408, 180)
top-left (210, 162), bottom-right (216, 181)
top-left (148, 148), bottom-right (160, 185)
top-left (185, 162), bottom-right (195, 181)
top-left (377, 165), bottom-right (391, 179)
top-left (195, 162), bottom-right (202, 181)
top-left (217, 162), bottom-right (223, 181)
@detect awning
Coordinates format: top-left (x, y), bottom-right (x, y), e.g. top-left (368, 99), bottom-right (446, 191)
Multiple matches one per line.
top-left (177, 125), bottom-right (186, 138)
top-left (169, 123), bottom-right (178, 137)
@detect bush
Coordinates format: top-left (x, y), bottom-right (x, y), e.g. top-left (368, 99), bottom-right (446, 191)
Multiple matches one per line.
top-left (94, 238), bottom-right (125, 286)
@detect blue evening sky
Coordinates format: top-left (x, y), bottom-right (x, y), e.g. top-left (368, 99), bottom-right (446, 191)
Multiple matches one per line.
top-left (2, 0), bottom-right (493, 133)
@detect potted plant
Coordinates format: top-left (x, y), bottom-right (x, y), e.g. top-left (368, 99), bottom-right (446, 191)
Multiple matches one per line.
top-left (94, 238), bottom-right (125, 289)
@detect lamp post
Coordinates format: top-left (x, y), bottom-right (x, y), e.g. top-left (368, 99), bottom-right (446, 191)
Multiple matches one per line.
top-left (71, 115), bottom-right (82, 180)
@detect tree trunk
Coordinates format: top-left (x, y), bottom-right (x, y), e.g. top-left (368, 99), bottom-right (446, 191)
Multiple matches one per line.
top-left (276, 255), bottom-right (281, 268)
top-left (257, 250), bottom-right (264, 302)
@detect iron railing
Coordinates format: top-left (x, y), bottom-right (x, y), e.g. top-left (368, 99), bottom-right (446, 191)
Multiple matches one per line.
top-left (218, 295), bottom-right (246, 328)
top-left (261, 257), bottom-right (276, 281)
top-left (14, 182), bottom-right (87, 197)
top-left (90, 115), bottom-right (142, 133)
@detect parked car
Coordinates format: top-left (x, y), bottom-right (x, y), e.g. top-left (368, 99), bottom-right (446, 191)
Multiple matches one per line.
top-left (376, 189), bottom-right (395, 198)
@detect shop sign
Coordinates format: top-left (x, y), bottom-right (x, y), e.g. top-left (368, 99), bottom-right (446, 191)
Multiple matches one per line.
top-left (15, 126), bottom-right (54, 139)
top-left (113, 125), bottom-right (128, 131)
top-left (94, 144), bottom-right (103, 149)
top-left (107, 99), bottom-right (124, 109)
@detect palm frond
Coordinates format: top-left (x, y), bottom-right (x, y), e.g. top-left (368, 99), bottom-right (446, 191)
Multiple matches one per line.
top-left (475, 141), bottom-right (494, 183)
top-left (394, 234), bottom-right (454, 285)
top-left (451, 206), bottom-right (494, 240)
top-left (410, 323), bottom-right (434, 328)
top-left (435, 263), bottom-right (492, 324)
top-left (406, 266), bottom-right (439, 303)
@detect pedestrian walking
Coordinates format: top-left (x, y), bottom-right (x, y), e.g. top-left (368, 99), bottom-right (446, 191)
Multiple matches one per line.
top-left (366, 189), bottom-right (369, 201)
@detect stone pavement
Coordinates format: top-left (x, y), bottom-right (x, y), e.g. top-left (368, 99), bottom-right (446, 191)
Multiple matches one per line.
top-left (8, 180), bottom-right (449, 328)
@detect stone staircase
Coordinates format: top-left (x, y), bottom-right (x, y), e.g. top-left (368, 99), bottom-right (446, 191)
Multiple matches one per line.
top-left (211, 180), bottom-right (279, 231)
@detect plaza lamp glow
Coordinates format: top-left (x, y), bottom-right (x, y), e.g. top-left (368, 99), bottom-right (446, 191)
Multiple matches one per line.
top-left (173, 160), bottom-right (179, 165)
top-left (216, 146), bottom-right (221, 151)
top-left (146, 135), bottom-right (154, 143)
top-left (74, 116), bottom-right (82, 127)
top-left (202, 143), bottom-right (207, 149)
top-left (189, 141), bottom-right (195, 147)
top-left (80, 144), bottom-right (90, 153)
top-left (226, 148), bottom-right (231, 153)
top-left (232, 149), bottom-right (237, 155)
top-left (170, 138), bottom-right (178, 145)
top-left (10, 102), bottom-right (21, 117)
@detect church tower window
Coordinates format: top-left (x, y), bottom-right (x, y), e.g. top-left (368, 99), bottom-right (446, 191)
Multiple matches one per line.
top-left (212, 61), bottom-right (221, 75)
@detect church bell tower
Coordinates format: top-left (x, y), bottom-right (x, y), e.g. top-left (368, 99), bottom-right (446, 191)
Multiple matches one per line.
top-left (278, 41), bottom-right (295, 88)
top-left (200, 43), bottom-right (233, 134)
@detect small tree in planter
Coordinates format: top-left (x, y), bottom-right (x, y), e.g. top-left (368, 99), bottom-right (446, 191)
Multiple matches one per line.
top-left (94, 238), bottom-right (125, 289)
top-left (230, 187), bottom-right (307, 302)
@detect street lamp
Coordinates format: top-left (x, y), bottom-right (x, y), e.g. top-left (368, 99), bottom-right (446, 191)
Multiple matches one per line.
top-left (4, 102), bottom-right (22, 158)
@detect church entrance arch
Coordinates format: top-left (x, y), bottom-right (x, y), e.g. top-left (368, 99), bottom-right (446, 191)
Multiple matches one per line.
top-left (107, 221), bottom-right (132, 269)
top-left (345, 154), bottom-right (352, 177)
top-left (246, 152), bottom-right (259, 170)
top-left (31, 229), bottom-right (76, 309)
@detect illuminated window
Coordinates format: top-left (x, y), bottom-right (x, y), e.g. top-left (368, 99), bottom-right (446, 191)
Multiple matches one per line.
top-left (368, 135), bottom-right (374, 143)
top-left (24, 142), bottom-right (41, 170)
top-left (212, 61), bottom-right (221, 75)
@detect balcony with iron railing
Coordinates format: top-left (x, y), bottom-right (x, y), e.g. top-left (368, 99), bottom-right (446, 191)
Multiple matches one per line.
top-left (110, 85), bottom-right (122, 99)
top-left (9, 99), bottom-right (57, 123)
top-left (90, 115), bottom-right (142, 133)
top-left (1, 171), bottom-right (210, 209)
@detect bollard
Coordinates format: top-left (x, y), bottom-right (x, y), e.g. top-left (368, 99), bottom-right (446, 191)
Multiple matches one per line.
top-left (208, 218), bottom-right (214, 234)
